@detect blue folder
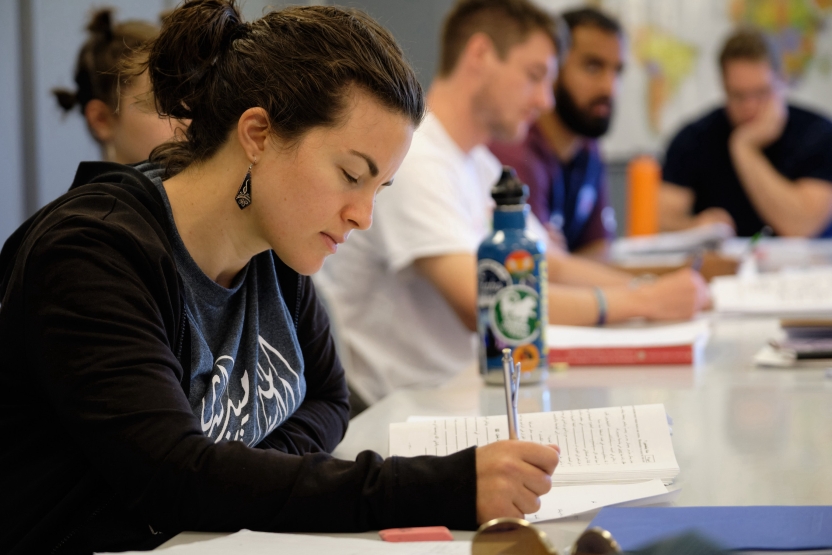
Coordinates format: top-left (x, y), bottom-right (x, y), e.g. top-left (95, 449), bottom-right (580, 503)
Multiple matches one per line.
top-left (588, 506), bottom-right (832, 551)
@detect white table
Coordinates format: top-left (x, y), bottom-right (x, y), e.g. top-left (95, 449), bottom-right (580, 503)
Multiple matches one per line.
top-left (160, 315), bottom-right (832, 550)
top-left (336, 316), bottom-right (832, 545)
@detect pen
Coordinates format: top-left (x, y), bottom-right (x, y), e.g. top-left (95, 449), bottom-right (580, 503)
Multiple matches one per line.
top-left (691, 248), bottom-right (705, 273)
top-left (502, 348), bottom-right (519, 440)
top-left (512, 361), bottom-right (521, 435)
top-left (737, 225), bottom-right (772, 279)
top-left (748, 225), bottom-right (773, 252)
top-left (750, 225), bottom-right (772, 243)
top-left (514, 361), bottom-right (521, 393)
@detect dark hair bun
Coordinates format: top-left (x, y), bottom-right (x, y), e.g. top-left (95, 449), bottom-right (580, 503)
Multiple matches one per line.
top-left (52, 89), bottom-right (78, 112)
top-left (54, 8), bottom-right (159, 117)
top-left (87, 8), bottom-right (114, 41)
top-left (150, 0), bottom-right (246, 120)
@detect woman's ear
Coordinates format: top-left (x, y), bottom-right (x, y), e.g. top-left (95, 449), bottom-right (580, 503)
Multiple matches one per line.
top-left (84, 99), bottom-right (117, 143)
top-left (237, 107), bottom-right (271, 162)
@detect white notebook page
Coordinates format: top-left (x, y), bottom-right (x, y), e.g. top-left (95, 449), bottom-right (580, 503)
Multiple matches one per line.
top-left (711, 269), bottom-right (832, 314)
top-left (390, 404), bottom-right (678, 482)
top-left (547, 320), bottom-right (709, 349)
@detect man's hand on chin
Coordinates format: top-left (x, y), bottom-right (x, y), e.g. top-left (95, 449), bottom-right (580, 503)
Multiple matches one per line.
top-left (731, 94), bottom-right (787, 151)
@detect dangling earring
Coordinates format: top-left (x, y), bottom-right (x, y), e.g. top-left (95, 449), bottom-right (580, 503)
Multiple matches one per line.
top-left (235, 162), bottom-right (253, 209)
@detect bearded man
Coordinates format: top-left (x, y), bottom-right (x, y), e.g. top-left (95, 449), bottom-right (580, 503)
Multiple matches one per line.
top-left (490, 7), bottom-right (623, 259)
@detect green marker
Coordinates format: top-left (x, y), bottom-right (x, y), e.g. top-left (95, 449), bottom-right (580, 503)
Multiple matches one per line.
top-left (749, 225), bottom-right (773, 247)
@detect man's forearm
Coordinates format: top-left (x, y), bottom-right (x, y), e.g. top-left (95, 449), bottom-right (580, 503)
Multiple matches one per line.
top-left (546, 284), bottom-right (659, 326)
top-left (573, 239), bottom-right (610, 261)
top-left (658, 183), bottom-right (698, 231)
top-left (730, 137), bottom-right (832, 236)
top-left (547, 251), bottom-right (631, 287)
top-left (659, 211), bottom-right (698, 231)
top-left (547, 266), bottom-right (705, 325)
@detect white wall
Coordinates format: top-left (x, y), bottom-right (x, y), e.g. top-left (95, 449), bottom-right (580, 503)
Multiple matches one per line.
top-left (332, 0), bottom-right (455, 90)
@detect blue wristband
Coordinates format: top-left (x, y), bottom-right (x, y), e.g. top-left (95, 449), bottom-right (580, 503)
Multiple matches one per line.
top-left (593, 286), bottom-right (607, 326)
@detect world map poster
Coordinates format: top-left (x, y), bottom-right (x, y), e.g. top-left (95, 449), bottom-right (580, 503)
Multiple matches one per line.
top-left (537, 0), bottom-right (832, 160)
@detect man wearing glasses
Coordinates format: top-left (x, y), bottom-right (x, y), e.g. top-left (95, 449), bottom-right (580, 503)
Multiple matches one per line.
top-left (659, 27), bottom-right (832, 238)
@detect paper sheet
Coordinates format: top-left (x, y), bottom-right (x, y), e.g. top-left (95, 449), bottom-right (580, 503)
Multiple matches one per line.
top-left (754, 344), bottom-right (797, 367)
top-left (390, 405), bottom-right (679, 484)
top-left (547, 320), bottom-right (709, 349)
top-left (610, 223), bottom-right (733, 257)
top-left (528, 479), bottom-right (670, 522)
top-left (711, 268), bottom-right (832, 314)
top-left (102, 530), bottom-right (471, 555)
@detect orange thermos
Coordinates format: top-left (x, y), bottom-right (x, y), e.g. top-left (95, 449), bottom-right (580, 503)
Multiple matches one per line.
top-left (627, 154), bottom-right (660, 236)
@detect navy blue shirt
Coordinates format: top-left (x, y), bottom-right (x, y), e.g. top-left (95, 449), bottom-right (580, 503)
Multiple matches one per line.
top-left (148, 165), bottom-right (306, 447)
top-left (663, 104), bottom-right (832, 237)
top-left (490, 125), bottom-right (616, 251)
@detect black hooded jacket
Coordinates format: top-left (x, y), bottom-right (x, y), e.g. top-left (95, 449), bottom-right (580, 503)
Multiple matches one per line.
top-left (0, 162), bottom-right (476, 554)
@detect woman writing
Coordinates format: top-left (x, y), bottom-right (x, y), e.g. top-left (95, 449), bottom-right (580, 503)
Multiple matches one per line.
top-left (0, 1), bottom-right (559, 553)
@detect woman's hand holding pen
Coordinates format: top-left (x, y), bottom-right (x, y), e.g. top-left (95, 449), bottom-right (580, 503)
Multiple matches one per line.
top-left (474, 442), bottom-right (561, 523)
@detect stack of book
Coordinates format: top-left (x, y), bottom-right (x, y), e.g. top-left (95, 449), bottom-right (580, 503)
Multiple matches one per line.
top-left (755, 318), bottom-right (832, 368)
top-left (546, 320), bottom-right (710, 367)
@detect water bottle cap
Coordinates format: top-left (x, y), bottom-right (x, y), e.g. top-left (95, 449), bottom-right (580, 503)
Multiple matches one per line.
top-left (491, 166), bottom-right (529, 206)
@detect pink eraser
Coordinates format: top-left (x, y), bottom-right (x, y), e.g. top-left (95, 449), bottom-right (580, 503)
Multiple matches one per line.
top-left (378, 526), bottom-right (454, 542)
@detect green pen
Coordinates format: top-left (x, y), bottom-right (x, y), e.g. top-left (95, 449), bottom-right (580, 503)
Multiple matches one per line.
top-left (742, 225), bottom-right (773, 267)
top-left (749, 225), bottom-right (773, 248)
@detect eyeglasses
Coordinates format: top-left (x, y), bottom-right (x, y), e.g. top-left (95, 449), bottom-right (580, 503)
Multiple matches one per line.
top-left (725, 86), bottom-right (773, 105)
top-left (472, 518), bottom-right (621, 555)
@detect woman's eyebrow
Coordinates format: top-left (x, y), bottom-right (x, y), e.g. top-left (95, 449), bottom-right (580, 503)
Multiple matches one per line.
top-left (348, 149), bottom-right (379, 177)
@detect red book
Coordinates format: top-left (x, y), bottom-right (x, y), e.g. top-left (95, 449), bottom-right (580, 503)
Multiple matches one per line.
top-left (545, 321), bottom-right (709, 367)
top-left (548, 344), bottom-right (694, 366)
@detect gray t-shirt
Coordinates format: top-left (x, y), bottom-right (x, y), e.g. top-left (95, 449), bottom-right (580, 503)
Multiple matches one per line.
top-left (146, 166), bottom-right (305, 447)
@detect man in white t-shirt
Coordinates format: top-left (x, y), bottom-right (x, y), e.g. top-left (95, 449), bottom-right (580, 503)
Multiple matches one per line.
top-left (318, 0), bottom-right (708, 406)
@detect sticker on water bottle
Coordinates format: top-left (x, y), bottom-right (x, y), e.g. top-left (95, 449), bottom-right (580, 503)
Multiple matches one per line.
top-left (504, 250), bottom-right (534, 278)
top-left (489, 284), bottom-right (541, 345)
top-left (514, 344), bottom-right (541, 372)
top-left (477, 259), bottom-right (512, 308)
